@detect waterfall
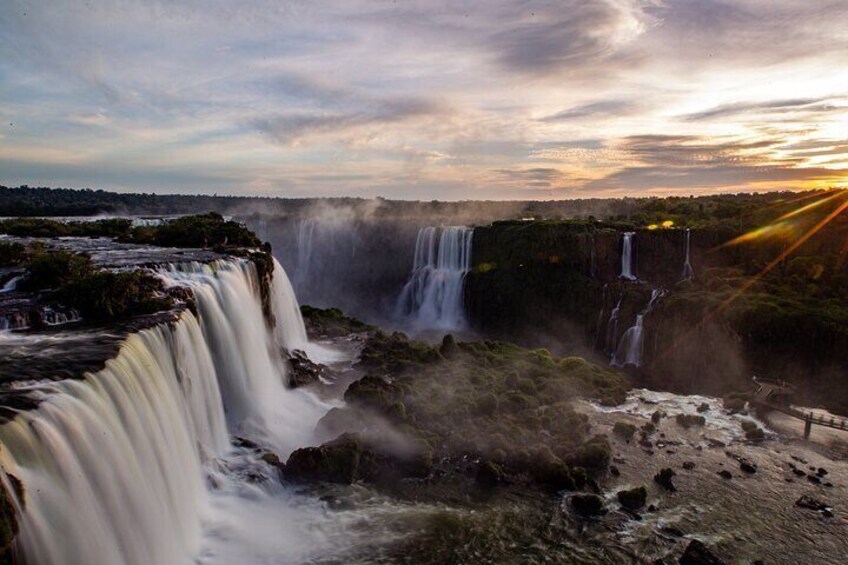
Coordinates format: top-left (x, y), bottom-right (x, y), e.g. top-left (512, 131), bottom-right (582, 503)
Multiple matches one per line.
top-left (0, 257), bottom-right (325, 565)
top-left (395, 226), bottom-right (473, 331)
top-left (682, 228), bottom-right (695, 280)
top-left (1, 275), bottom-right (22, 293)
top-left (620, 232), bottom-right (636, 280)
top-left (294, 219), bottom-right (316, 290)
top-left (271, 257), bottom-right (309, 352)
top-left (605, 295), bottom-right (623, 355)
top-left (612, 289), bottom-right (663, 367)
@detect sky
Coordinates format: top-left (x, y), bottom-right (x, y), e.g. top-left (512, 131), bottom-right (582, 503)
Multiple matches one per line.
top-left (1, 0), bottom-right (847, 200)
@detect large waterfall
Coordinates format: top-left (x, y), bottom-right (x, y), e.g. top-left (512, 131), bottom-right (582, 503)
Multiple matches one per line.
top-left (0, 258), bottom-right (327, 564)
top-left (620, 232), bottom-right (636, 280)
top-left (612, 289), bottom-right (663, 367)
top-left (395, 226), bottom-right (473, 331)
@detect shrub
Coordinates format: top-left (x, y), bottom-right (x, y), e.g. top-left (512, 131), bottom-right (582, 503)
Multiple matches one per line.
top-left (0, 241), bottom-right (25, 267)
top-left (21, 250), bottom-right (94, 291)
top-left (58, 271), bottom-right (172, 320)
top-left (675, 414), bottom-right (706, 429)
top-left (567, 436), bottom-right (611, 471)
top-left (613, 422), bottom-right (637, 441)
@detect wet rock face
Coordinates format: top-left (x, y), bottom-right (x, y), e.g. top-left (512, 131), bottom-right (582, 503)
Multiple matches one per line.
top-left (0, 474), bottom-right (23, 560)
top-left (679, 539), bottom-right (726, 565)
top-left (654, 467), bottom-right (676, 491)
top-left (287, 349), bottom-right (333, 388)
top-left (569, 494), bottom-right (606, 517)
top-left (616, 486), bottom-right (647, 511)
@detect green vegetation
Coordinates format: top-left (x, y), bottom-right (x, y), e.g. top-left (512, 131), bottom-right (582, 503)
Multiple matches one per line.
top-left (0, 213), bottom-right (261, 250)
top-left (121, 213), bottom-right (260, 248)
top-left (57, 271), bottom-right (173, 321)
top-left (0, 242), bottom-right (25, 267)
top-left (19, 249), bottom-right (95, 292)
top-left (7, 245), bottom-right (175, 323)
top-left (0, 217), bottom-right (133, 238)
top-left (295, 330), bottom-right (628, 495)
top-left (613, 421), bottom-right (638, 441)
top-left (300, 305), bottom-right (375, 337)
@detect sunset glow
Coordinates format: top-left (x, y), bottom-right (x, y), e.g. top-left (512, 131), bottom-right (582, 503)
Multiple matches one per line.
top-left (2, 1), bottom-right (847, 199)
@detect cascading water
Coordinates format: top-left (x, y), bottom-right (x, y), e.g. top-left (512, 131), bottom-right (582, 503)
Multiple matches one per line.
top-left (294, 219), bottom-right (315, 290)
top-left (0, 257), bottom-right (328, 564)
top-left (395, 226), bottom-right (473, 331)
top-left (620, 232), bottom-right (636, 280)
top-left (605, 295), bottom-right (623, 355)
top-left (271, 257), bottom-right (309, 352)
top-left (1, 275), bottom-right (22, 293)
top-left (682, 228), bottom-right (695, 280)
top-left (612, 289), bottom-right (663, 367)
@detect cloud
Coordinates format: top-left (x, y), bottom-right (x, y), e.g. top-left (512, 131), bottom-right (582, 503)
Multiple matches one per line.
top-left (583, 134), bottom-right (847, 192)
top-left (496, 167), bottom-right (564, 184)
top-left (252, 97), bottom-right (447, 145)
top-left (681, 98), bottom-right (844, 121)
top-left (539, 100), bottom-right (638, 122)
top-left (1, 0), bottom-right (847, 199)
top-left (485, 0), bottom-right (651, 75)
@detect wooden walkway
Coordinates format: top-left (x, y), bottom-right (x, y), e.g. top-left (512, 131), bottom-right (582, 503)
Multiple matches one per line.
top-left (750, 378), bottom-right (848, 439)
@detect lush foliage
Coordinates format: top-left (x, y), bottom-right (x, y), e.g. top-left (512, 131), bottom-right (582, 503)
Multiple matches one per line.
top-left (122, 213), bottom-right (260, 248)
top-left (19, 250), bottom-right (95, 291)
top-left (310, 331), bottom-right (627, 493)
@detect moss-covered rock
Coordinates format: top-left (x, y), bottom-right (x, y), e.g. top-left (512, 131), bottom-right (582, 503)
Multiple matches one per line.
top-left (284, 433), bottom-right (364, 484)
top-left (300, 305), bottom-right (374, 338)
top-left (675, 414), bottom-right (706, 429)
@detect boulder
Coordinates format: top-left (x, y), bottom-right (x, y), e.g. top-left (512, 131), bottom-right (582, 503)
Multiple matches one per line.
top-left (570, 494), bottom-right (606, 517)
top-left (654, 468), bottom-right (676, 491)
top-left (739, 460), bottom-right (757, 474)
top-left (795, 495), bottom-right (829, 512)
top-left (675, 414), bottom-right (706, 429)
top-left (284, 433), bottom-right (363, 484)
top-left (617, 486), bottom-right (648, 511)
top-left (287, 349), bottom-right (333, 388)
top-left (679, 539), bottom-right (726, 565)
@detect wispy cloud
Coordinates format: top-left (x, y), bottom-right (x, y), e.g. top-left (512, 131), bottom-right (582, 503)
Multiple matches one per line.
top-left (0, 0), bottom-right (846, 198)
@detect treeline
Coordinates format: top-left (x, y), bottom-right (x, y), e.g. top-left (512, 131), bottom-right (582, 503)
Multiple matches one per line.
top-left (0, 184), bottom-right (842, 230)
